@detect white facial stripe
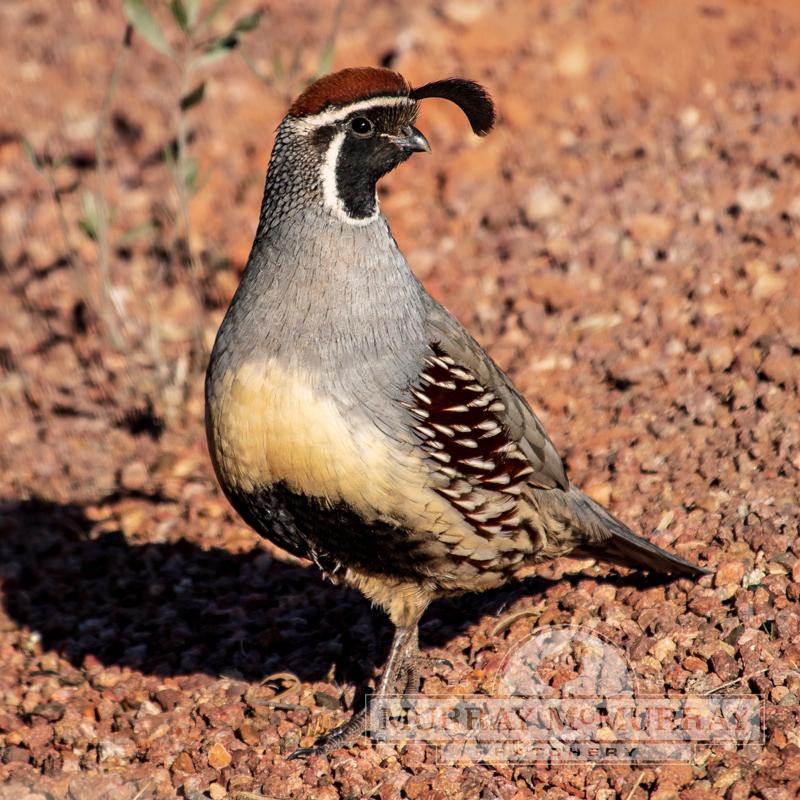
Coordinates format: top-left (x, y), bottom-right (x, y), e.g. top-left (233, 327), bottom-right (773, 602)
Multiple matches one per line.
top-left (288, 95), bottom-right (415, 132)
top-left (320, 129), bottom-right (379, 226)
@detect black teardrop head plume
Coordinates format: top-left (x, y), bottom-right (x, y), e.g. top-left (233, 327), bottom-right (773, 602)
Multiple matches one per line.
top-left (410, 78), bottom-right (496, 136)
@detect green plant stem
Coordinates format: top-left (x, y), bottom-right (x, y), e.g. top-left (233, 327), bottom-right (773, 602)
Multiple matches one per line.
top-left (175, 40), bottom-right (208, 368)
top-left (44, 168), bottom-right (78, 276)
top-left (94, 23), bottom-right (133, 351)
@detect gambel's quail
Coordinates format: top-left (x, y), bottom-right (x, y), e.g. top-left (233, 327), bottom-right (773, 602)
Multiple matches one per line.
top-left (205, 67), bottom-right (708, 756)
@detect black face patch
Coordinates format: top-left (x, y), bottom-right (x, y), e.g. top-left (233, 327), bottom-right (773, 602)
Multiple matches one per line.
top-left (331, 103), bottom-right (418, 220)
top-left (335, 135), bottom-right (412, 218)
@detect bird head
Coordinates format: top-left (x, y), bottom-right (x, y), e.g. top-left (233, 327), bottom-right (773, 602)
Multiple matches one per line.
top-left (271, 67), bottom-right (495, 225)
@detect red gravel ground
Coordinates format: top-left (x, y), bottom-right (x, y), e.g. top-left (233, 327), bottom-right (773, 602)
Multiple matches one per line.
top-left (1, 1), bottom-right (800, 798)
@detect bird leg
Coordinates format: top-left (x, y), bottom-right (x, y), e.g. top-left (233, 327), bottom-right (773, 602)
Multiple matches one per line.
top-left (287, 624), bottom-right (418, 759)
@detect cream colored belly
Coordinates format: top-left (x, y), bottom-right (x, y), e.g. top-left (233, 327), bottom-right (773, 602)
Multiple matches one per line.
top-left (206, 357), bottom-right (528, 580)
top-left (207, 359), bottom-right (447, 526)
top-left (208, 359), bottom-right (395, 499)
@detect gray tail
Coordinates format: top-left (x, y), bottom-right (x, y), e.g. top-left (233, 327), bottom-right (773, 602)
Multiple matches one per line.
top-left (566, 485), bottom-right (709, 578)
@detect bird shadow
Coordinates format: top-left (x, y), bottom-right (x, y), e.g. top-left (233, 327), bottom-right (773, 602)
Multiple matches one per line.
top-left (0, 498), bottom-right (670, 688)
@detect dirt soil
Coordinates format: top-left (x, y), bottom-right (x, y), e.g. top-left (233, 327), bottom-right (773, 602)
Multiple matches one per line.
top-left (2, 0), bottom-right (800, 798)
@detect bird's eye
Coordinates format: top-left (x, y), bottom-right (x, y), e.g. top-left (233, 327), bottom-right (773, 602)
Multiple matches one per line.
top-left (349, 116), bottom-right (374, 137)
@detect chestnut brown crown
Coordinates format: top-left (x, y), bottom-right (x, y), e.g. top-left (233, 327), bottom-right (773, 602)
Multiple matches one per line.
top-left (287, 66), bottom-right (496, 136)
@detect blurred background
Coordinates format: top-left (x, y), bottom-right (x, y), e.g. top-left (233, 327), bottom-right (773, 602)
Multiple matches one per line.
top-left (1, 1), bottom-right (799, 798)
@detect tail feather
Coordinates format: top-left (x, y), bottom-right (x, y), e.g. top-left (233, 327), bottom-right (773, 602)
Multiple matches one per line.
top-left (566, 485), bottom-right (709, 578)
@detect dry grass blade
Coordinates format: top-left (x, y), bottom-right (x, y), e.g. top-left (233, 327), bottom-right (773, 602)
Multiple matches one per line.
top-left (93, 23), bottom-right (133, 351)
top-left (623, 771), bottom-right (645, 800)
top-left (259, 671), bottom-right (304, 709)
top-left (491, 608), bottom-right (540, 636)
top-left (702, 667), bottom-right (769, 696)
top-left (129, 781), bottom-right (153, 800)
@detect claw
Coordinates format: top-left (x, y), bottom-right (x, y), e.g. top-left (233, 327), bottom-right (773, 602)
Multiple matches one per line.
top-left (286, 746), bottom-right (316, 761)
top-left (285, 705), bottom-right (369, 760)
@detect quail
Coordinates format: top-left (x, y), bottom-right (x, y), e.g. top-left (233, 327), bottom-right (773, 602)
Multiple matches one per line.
top-left (205, 67), bottom-right (707, 756)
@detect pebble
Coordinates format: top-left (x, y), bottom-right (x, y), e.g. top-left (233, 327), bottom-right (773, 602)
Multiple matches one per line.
top-left (736, 185), bottom-right (773, 211)
top-left (524, 182), bottom-right (563, 220)
top-left (120, 460), bottom-right (149, 492)
top-left (207, 742), bottom-right (232, 770)
top-left (753, 272), bottom-right (786, 300)
top-left (556, 41), bottom-right (589, 77)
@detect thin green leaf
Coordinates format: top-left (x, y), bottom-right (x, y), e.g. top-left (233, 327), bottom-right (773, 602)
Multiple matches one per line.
top-left (82, 189), bottom-right (98, 219)
top-left (183, 157), bottom-right (199, 194)
top-left (78, 218), bottom-right (98, 241)
top-left (202, 0), bottom-right (229, 31)
top-left (184, 0), bottom-right (200, 27)
top-left (316, 40), bottom-right (335, 79)
top-left (231, 9), bottom-right (263, 34)
top-left (195, 34), bottom-right (238, 67)
top-left (314, 0), bottom-right (344, 79)
top-left (180, 81), bottom-right (206, 111)
top-left (79, 191), bottom-right (99, 241)
top-left (122, 0), bottom-right (173, 57)
top-left (288, 45), bottom-right (302, 81)
top-left (163, 143), bottom-right (177, 172)
top-left (194, 10), bottom-right (263, 67)
top-left (272, 51), bottom-right (284, 82)
top-left (119, 220), bottom-right (157, 243)
top-left (169, 0), bottom-right (189, 32)
top-left (22, 138), bottom-right (42, 173)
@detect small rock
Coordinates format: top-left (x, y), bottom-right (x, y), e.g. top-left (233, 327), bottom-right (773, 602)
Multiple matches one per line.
top-left (650, 789), bottom-right (678, 800)
top-left (775, 608), bottom-right (800, 639)
top-left (237, 720), bottom-right (261, 746)
top-left (778, 692), bottom-right (800, 708)
top-left (736, 185), bottom-right (773, 212)
top-left (442, 0), bottom-right (491, 24)
top-left (2, 745), bottom-right (31, 764)
top-left (679, 106), bottom-right (701, 130)
top-left (712, 766), bottom-right (741, 792)
top-left (574, 312), bottom-right (623, 332)
top-left (727, 780), bottom-right (753, 800)
top-left (314, 787), bottom-right (341, 800)
top-left (207, 742), bottom-right (231, 770)
top-left (120, 460), bottom-right (149, 491)
top-left (171, 751), bottom-right (195, 774)
top-left (753, 272), bottom-right (786, 300)
top-left (652, 638), bottom-right (676, 663)
top-left (208, 783), bottom-right (226, 800)
top-left (710, 650), bottom-right (739, 682)
top-left (704, 342), bottom-right (734, 372)
top-left (656, 763), bottom-right (694, 788)
top-left (556, 41), bottom-right (589, 77)
top-left (744, 568), bottom-right (766, 587)
top-left (154, 688), bottom-right (183, 711)
top-left (313, 690), bottom-right (341, 710)
top-left (760, 343), bottom-right (795, 383)
top-left (627, 212), bottom-right (674, 246)
top-left (97, 736), bottom-right (136, 763)
top-left (31, 701), bottom-right (65, 722)
top-left (714, 560), bottom-right (745, 588)
top-left (682, 656), bottom-right (708, 673)
top-left (524, 182), bottom-right (563, 221)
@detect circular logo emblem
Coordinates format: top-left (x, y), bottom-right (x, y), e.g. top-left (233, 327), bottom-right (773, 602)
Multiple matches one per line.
top-left (493, 624), bottom-right (637, 699)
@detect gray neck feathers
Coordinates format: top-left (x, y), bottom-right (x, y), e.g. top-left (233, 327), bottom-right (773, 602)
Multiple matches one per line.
top-left (212, 123), bottom-right (429, 402)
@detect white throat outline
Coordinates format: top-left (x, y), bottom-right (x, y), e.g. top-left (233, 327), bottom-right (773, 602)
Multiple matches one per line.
top-left (287, 95), bottom-right (417, 227)
top-left (320, 129), bottom-right (380, 226)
